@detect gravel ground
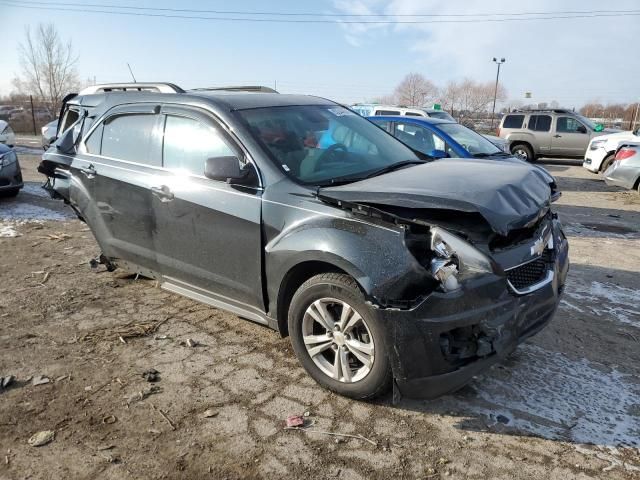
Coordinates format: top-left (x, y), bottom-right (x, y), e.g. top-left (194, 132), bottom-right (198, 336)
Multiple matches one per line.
top-left (1, 153), bottom-right (639, 480)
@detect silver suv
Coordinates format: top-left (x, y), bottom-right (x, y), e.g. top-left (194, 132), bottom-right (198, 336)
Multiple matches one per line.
top-left (498, 109), bottom-right (609, 161)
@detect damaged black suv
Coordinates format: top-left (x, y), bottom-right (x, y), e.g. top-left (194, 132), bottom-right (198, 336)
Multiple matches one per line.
top-left (40, 83), bottom-right (569, 400)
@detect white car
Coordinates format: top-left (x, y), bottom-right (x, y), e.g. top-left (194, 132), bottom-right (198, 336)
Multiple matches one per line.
top-left (584, 127), bottom-right (640, 173)
top-left (0, 120), bottom-right (16, 147)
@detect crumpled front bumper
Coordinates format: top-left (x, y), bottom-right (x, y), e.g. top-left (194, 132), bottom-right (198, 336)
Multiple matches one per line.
top-left (379, 220), bottom-right (569, 399)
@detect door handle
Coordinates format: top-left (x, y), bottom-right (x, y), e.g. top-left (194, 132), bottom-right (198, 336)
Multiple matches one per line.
top-left (79, 164), bottom-right (96, 179)
top-left (553, 134), bottom-right (562, 138)
top-left (151, 185), bottom-right (175, 202)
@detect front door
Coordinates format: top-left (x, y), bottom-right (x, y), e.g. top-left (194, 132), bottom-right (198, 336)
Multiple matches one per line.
top-left (551, 116), bottom-right (590, 156)
top-left (151, 106), bottom-right (265, 313)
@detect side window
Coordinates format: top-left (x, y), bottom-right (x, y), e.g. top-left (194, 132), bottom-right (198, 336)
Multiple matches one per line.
top-left (370, 119), bottom-right (392, 133)
top-left (60, 108), bottom-right (80, 133)
top-left (375, 110), bottom-right (400, 116)
top-left (503, 115), bottom-right (524, 129)
top-left (396, 123), bottom-right (444, 154)
top-left (163, 115), bottom-right (236, 176)
top-left (557, 117), bottom-right (584, 133)
top-left (405, 112), bottom-right (423, 117)
top-left (528, 115), bottom-right (551, 132)
top-left (102, 114), bottom-right (160, 165)
top-left (84, 123), bottom-right (103, 154)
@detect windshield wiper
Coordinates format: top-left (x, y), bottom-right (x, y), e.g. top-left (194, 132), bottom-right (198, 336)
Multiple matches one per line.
top-left (363, 160), bottom-right (426, 179)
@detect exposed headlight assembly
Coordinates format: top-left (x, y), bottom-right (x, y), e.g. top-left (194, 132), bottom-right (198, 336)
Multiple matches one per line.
top-left (589, 139), bottom-right (606, 151)
top-left (0, 151), bottom-right (17, 168)
top-left (429, 227), bottom-right (494, 292)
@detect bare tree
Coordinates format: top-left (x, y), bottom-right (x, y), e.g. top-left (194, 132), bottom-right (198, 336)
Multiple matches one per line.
top-left (393, 73), bottom-right (438, 107)
top-left (13, 23), bottom-right (79, 117)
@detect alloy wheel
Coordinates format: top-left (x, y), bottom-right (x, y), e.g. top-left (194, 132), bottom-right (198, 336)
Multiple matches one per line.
top-left (301, 298), bottom-right (374, 383)
top-left (513, 147), bottom-right (529, 160)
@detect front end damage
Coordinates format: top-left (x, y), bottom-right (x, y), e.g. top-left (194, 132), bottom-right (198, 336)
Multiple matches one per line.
top-left (317, 163), bottom-right (569, 398)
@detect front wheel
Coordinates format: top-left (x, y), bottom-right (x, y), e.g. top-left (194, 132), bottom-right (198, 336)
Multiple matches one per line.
top-left (511, 143), bottom-right (534, 162)
top-left (0, 188), bottom-right (20, 198)
top-left (288, 273), bottom-right (392, 399)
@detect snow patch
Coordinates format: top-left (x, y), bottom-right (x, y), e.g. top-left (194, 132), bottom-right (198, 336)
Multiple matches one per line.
top-left (565, 281), bottom-right (640, 328)
top-left (450, 344), bottom-right (640, 450)
top-left (0, 224), bottom-right (19, 237)
top-left (0, 183), bottom-right (73, 222)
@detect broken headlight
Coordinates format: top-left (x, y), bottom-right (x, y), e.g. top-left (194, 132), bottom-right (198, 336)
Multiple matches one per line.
top-left (429, 227), bottom-right (494, 292)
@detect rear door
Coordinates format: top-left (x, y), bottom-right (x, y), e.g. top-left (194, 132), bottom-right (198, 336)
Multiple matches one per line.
top-left (151, 105), bottom-right (265, 312)
top-left (77, 105), bottom-right (163, 274)
top-left (551, 116), bottom-right (591, 156)
top-left (526, 114), bottom-right (552, 153)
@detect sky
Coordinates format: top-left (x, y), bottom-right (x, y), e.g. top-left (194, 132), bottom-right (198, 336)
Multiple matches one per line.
top-left (1, 0), bottom-right (639, 108)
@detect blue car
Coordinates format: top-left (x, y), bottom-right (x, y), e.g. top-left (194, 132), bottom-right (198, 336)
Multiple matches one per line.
top-left (368, 115), bottom-right (511, 160)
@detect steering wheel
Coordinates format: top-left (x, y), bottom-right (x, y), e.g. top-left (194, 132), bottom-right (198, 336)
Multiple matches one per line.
top-left (315, 143), bottom-right (348, 171)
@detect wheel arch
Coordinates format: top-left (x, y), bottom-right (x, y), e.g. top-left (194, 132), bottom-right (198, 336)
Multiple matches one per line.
top-left (274, 259), bottom-right (366, 337)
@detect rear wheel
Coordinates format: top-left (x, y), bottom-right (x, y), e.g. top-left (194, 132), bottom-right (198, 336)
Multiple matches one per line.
top-left (288, 273), bottom-right (392, 399)
top-left (511, 143), bottom-right (534, 162)
top-left (600, 153), bottom-right (615, 173)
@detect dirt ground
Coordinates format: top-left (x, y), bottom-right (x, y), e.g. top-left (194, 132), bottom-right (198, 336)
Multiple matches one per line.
top-left (1, 149), bottom-right (639, 480)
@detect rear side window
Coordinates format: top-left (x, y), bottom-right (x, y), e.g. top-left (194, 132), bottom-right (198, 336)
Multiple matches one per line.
top-left (375, 110), bottom-right (400, 116)
top-left (528, 115), bottom-right (551, 132)
top-left (502, 115), bottom-right (524, 129)
top-left (405, 112), bottom-right (423, 117)
top-left (101, 114), bottom-right (160, 165)
top-left (163, 115), bottom-right (236, 176)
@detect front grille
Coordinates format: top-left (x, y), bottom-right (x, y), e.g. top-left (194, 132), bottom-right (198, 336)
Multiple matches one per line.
top-left (507, 259), bottom-right (547, 290)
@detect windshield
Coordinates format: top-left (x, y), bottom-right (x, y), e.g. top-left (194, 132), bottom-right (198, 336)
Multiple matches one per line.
top-left (438, 123), bottom-right (502, 156)
top-left (428, 111), bottom-right (456, 122)
top-left (237, 105), bottom-right (420, 185)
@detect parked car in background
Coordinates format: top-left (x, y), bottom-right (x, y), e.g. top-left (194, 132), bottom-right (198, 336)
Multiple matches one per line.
top-left (41, 119), bottom-right (59, 150)
top-left (0, 143), bottom-right (23, 197)
top-left (369, 115), bottom-right (511, 160)
top-left (0, 120), bottom-right (16, 147)
top-left (39, 82), bottom-right (567, 400)
top-left (353, 104), bottom-right (505, 150)
top-left (583, 127), bottom-right (640, 173)
top-left (498, 109), bottom-right (618, 161)
top-left (351, 104), bottom-right (456, 121)
top-left (604, 144), bottom-right (640, 193)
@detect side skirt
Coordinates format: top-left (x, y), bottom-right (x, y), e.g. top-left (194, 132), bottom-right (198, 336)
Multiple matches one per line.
top-left (161, 276), bottom-right (272, 328)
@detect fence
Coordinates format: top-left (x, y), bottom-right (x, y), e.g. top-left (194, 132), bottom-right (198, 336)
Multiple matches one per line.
top-left (0, 96), bottom-right (57, 135)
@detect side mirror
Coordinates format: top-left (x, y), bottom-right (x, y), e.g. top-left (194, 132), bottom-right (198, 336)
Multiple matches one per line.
top-left (429, 149), bottom-right (448, 159)
top-left (577, 125), bottom-right (587, 134)
top-left (204, 156), bottom-right (247, 182)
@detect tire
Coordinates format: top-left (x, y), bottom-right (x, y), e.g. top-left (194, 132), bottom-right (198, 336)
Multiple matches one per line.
top-left (288, 273), bottom-right (392, 400)
top-left (0, 188), bottom-right (20, 198)
top-left (511, 143), bottom-right (534, 162)
top-left (600, 153), bottom-right (615, 173)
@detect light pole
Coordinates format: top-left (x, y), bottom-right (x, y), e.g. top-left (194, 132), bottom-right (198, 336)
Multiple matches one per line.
top-left (490, 57), bottom-right (505, 130)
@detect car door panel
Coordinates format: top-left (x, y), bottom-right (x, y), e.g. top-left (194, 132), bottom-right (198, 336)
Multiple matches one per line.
top-left (75, 106), bottom-right (163, 273)
top-left (551, 116), bottom-right (590, 156)
top-left (152, 106), bottom-right (264, 311)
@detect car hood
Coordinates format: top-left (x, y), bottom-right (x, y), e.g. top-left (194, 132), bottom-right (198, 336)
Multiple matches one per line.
top-left (593, 129), bottom-right (638, 143)
top-left (318, 158), bottom-right (552, 236)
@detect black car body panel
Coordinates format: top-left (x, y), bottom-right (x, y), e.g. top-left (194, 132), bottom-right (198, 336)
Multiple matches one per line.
top-left (39, 86), bottom-right (569, 399)
top-left (318, 159), bottom-right (552, 236)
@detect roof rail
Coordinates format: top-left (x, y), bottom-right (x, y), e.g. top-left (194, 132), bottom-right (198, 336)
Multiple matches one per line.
top-left (513, 108), bottom-right (574, 114)
top-left (190, 85), bottom-right (279, 94)
top-left (79, 82), bottom-right (184, 95)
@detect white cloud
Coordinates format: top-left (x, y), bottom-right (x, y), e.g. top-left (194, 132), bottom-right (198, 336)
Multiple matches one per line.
top-left (331, 0), bottom-right (640, 105)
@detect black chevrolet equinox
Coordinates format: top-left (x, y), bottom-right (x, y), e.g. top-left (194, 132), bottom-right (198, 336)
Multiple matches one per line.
top-left (39, 83), bottom-right (569, 400)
